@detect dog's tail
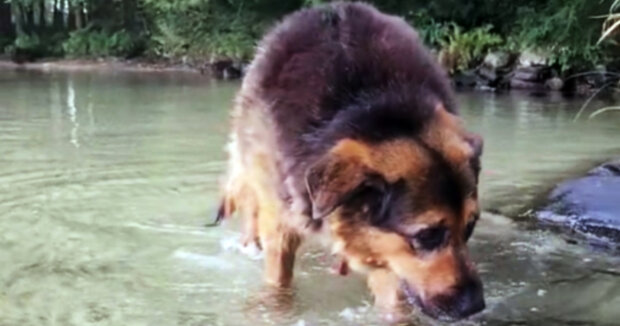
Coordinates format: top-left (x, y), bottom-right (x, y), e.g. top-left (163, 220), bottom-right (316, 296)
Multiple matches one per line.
top-left (207, 196), bottom-right (236, 227)
top-left (208, 131), bottom-right (246, 227)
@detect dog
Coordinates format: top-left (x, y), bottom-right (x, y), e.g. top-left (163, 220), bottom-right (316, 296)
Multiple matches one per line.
top-left (215, 2), bottom-right (485, 321)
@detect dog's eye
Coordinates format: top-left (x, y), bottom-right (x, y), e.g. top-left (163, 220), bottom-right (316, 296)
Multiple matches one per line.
top-left (411, 226), bottom-right (448, 251)
top-left (464, 220), bottom-right (476, 242)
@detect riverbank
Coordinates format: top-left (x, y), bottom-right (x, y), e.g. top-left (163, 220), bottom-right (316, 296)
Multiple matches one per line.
top-left (3, 56), bottom-right (618, 97)
top-left (0, 58), bottom-right (199, 74)
top-left (0, 57), bottom-right (252, 81)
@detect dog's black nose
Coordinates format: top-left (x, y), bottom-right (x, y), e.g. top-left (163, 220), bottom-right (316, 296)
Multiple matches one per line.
top-left (427, 276), bottom-right (485, 320)
top-left (451, 276), bottom-right (485, 318)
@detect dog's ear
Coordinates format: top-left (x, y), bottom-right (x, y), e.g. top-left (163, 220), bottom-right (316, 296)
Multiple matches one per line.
top-left (464, 132), bottom-right (484, 183)
top-left (305, 140), bottom-right (371, 220)
top-left (464, 132), bottom-right (484, 159)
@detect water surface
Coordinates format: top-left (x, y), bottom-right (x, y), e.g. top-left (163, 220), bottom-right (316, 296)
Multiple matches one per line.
top-left (1, 70), bottom-right (619, 326)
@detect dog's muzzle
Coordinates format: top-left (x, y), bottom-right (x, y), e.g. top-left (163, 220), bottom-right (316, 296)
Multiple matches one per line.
top-left (401, 276), bottom-right (485, 322)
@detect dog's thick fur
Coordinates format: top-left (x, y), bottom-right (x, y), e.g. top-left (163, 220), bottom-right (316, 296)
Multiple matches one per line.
top-left (218, 2), bottom-right (485, 321)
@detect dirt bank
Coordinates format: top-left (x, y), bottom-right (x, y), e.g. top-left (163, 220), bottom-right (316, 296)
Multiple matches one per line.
top-left (0, 58), bottom-right (200, 74)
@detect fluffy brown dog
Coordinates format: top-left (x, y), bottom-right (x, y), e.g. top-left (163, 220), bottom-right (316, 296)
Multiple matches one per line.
top-left (216, 2), bottom-right (485, 321)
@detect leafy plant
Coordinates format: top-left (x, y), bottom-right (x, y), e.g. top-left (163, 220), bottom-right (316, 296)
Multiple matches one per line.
top-left (63, 28), bottom-right (142, 57)
top-left (598, 0), bottom-right (620, 45)
top-left (0, 35), bottom-right (12, 52)
top-left (144, 0), bottom-right (265, 60)
top-left (406, 9), bottom-right (451, 48)
top-left (508, 0), bottom-right (612, 71)
top-left (437, 24), bottom-right (502, 73)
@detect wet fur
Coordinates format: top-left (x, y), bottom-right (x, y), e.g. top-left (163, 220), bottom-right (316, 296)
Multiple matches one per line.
top-left (218, 2), bottom-right (484, 320)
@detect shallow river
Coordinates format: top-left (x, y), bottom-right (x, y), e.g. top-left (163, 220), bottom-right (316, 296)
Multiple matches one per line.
top-left (1, 70), bottom-right (619, 326)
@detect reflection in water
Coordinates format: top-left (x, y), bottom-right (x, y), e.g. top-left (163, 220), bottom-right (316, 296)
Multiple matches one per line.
top-left (0, 71), bottom-right (619, 326)
top-left (67, 79), bottom-right (80, 148)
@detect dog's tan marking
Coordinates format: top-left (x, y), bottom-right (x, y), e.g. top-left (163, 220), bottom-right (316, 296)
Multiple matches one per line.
top-left (422, 104), bottom-right (474, 169)
top-left (367, 269), bottom-right (406, 315)
top-left (330, 217), bottom-right (470, 301)
top-left (330, 138), bottom-right (430, 183)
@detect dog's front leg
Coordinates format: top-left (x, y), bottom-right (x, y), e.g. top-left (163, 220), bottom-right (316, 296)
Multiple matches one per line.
top-left (259, 220), bottom-right (302, 287)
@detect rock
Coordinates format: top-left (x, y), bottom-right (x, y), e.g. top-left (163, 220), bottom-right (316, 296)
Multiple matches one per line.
top-left (588, 159), bottom-right (620, 177)
top-left (483, 51), bottom-right (511, 70)
top-left (508, 51), bottom-right (554, 91)
top-left (512, 66), bottom-right (550, 82)
top-left (518, 50), bottom-right (550, 68)
top-left (575, 81), bottom-right (595, 96)
top-left (208, 59), bottom-right (242, 80)
top-left (509, 78), bottom-right (545, 91)
top-left (452, 70), bottom-right (479, 88)
top-left (475, 84), bottom-right (497, 92)
top-left (222, 66), bottom-right (241, 80)
top-left (545, 77), bottom-right (564, 91)
top-left (508, 66), bottom-right (553, 90)
top-left (477, 65), bottom-right (499, 83)
top-left (476, 52), bottom-right (513, 89)
top-left (583, 66), bottom-right (608, 88)
top-left (536, 159), bottom-right (620, 245)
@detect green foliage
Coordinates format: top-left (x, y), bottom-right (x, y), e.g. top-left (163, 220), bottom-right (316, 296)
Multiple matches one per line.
top-left (409, 0), bottom-right (614, 73)
top-left (0, 35), bottom-right (11, 52)
top-left (205, 20), bottom-right (258, 60)
top-left (406, 10), bottom-right (451, 48)
top-left (599, 0), bottom-right (620, 45)
top-left (62, 28), bottom-right (142, 57)
top-left (13, 34), bottom-right (41, 50)
top-left (438, 24), bottom-right (502, 73)
top-left (142, 0), bottom-right (271, 60)
top-left (0, 0), bottom-right (617, 74)
top-left (5, 32), bottom-right (64, 58)
top-left (507, 0), bottom-right (612, 71)
top-left (145, 1), bottom-right (264, 60)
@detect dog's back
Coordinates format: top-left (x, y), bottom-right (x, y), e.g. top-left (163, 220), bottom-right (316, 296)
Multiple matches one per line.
top-left (248, 2), bottom-right (455, 140)
top-left (230, 3), bottom-right (457, 224)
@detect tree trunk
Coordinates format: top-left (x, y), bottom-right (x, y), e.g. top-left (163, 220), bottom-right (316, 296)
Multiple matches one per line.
top-left (10, 0), bottom-right (24, 36)
top-left (67, 1), bottom-right (76, 30)
top-left (0, 1), bottom-right (15, 39)
top-left (52, 0), bottom-right (64, 31)
top-left (122, 0), bottom-right (137, 30)
top-left (39, 0), bottom-right (46, 27)
top-left (83, 0), bottom-right (89, 25)
top-left (75, 2), bottom-right (83, 30)
top-left (24, 2), bottom-right (35, 33)
top-left (60, 0), bottom-right (68, 29)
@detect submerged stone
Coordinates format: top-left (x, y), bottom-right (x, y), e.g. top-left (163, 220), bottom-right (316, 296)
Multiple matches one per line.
top-left (536, 159), bottom-right (620, 245)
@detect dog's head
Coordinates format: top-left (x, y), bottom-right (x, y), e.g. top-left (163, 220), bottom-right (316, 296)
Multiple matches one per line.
top-left (305, 105), bottom-right (484, 321)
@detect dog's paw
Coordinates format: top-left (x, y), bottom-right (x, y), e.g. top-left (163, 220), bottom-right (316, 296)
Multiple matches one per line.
top-left (220, 235), bottom-right (263, 260)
